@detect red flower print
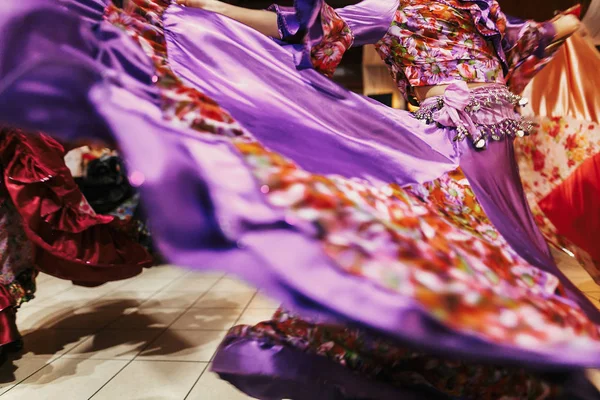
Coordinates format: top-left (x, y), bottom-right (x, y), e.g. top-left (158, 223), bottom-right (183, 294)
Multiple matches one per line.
top-left (565, 134), bottom-right (578, 151)
top-left (547, 123), bottom-right (561, 138)
top-left (532, 149), bottom-right (545, 171)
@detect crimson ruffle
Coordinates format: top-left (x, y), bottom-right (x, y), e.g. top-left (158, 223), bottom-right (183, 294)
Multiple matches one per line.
top-left (0, 286), bottom-right (19, 347)
top-left (0, 128), bottom-right (152, 284)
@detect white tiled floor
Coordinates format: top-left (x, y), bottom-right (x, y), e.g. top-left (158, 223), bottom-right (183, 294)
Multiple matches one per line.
top-left (0, 266), bottom-right (278, 399)
top-left (1, 255), bottom-right (600, 399)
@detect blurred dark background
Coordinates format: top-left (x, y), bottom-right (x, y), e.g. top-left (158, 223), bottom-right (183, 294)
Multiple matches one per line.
top-left (228, 0), bottom-right (591, 92)
top-left (230, 0), bottom-right (590, 19)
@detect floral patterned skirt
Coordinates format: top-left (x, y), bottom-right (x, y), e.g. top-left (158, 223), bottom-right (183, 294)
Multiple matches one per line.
top-left (2, 0), bottom-right (600, 398)
top-left (214, 308), bottom-right (589, 399)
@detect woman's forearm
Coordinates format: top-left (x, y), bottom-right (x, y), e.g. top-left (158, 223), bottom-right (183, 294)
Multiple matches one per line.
top-left (220, 3), bottom-right (279, 38)
top-left (178, 0), bottom-right (280, 38)
top-left (551, 14), bottom-right (581, 42)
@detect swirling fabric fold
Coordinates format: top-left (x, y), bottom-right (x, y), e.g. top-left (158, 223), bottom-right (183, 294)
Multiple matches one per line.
top-left (0, 129), bottom-right (152, 283)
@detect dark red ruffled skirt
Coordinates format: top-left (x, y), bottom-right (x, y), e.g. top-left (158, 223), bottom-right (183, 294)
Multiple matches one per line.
top-left (0, 128), bottom-right (153, 284)
top-left (0, 285), bottom-right (20, 347)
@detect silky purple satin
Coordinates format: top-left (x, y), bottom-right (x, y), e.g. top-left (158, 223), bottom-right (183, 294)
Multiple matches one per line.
top-left (431, 81), bottom-right (480, 135)
top-left (163, 8), bottom-right (565, 276)
top-left (504, 16), bottom-right (557, 60)
top-left (267, 0), bottom-right (324, 70)
top-left (3, 0), bottom-right (600, 371)
top-left (334, 0), bottom-right (398, 46)
top-left (212, 338), bottom-right (451, 400)
top-left (164, 5), bottom-right (458, 186)
top-left (212, 337), bottom-right (600, 400)
top-left (57, 0), bottom-right (107, 22)
top-left (268, 0), bottom-right (397, 67)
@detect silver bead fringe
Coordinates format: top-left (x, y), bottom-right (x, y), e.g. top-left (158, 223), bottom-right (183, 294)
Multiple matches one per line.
top-left (412, 86), bottom-right (533, 151)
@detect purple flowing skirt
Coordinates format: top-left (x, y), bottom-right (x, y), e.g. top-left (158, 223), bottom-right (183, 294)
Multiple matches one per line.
top-left (1, 0), bottom-right (600, 398)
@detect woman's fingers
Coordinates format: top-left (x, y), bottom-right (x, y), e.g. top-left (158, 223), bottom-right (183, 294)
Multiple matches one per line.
top-left (552, 14), bottom-right (582, 41)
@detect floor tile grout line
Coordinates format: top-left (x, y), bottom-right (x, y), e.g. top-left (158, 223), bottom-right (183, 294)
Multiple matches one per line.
top-left (179, 274), bottom-right (247, 398)
top-left (94, 267), bottom-right (192, 314)
top-left (3, 270), bottom-right (239, 398)
top-left (183, 362), bottom-right (211, 400)
top-left (153, 274), bottom-right (228, 330)
top-left (189, 284), bottom-right (222, 307)
top-left (233, 291), bottom-right (259, 326)
top-left (0, 356), bottom-right (65, 397)
top-left (85, 274), bottom-right (185, 399)
top-left (129, 272), bottom-right (221, 307)
top-left (158, 272), bottom-right (224, 296)
top-left (25, 273), bottom-right (149, 309)
top-left (58, 357), bottom-right (208, 363)
top-left (31, 284), bottom-right (78, 306)
top-left (128, 274), bottom-right (228, 364)
top-left (87, 358), bottom-right (137, 400)
top-left (57, 280), bottom-right (177, 359)
top-left (0, 278), bottom-right (140, 396)
top-left (144, 281), bottom-right (213, 310)
top-left (97, 272), bottom-right (185, 306)
top-left (87, 273), bottom-right (228, 399)
top-left (4, 268), bottom-right (186, 398)
top-left (205, 289), bottom-right (262, 365)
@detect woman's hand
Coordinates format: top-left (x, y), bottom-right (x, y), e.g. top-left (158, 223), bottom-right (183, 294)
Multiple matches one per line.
top-left (175, 0), bottom-right (227, 13)
top-left (62, 139), bottom-right (113, 153)
top-left (552, 14), bottom-right (582, 42)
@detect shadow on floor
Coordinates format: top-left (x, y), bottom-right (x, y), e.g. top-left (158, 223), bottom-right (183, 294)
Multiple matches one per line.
top-left (0, 299), bottom-right (230, 385)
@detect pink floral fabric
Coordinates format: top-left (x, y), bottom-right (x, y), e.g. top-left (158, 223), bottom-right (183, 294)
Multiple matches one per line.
top-left (103, 0), bottom-right (600, 350)
top-left (516, 117), bottom-right (600, 200)
top-left (504, 19), bottom-right (558, 94)
top-left (102, 0), bottom-right (600, 396)
top-left (515, 116), bottom-right (600, 271)
top-left (227, 308), bottom-right (562, 399)
top-left (306, 0), bottom-right (557, 99)
top-left (105, 0), bottom-right (600, 358)
top-left (375, 0), bottom-right (505, 98)
top-left (269, 2), bottom-right (354, 78)
top-left (310, 3), bottom-right (354, 78)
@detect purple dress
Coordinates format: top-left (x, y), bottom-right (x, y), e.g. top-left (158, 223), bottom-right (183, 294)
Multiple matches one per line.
top-left (0, 0), bottom-right (599, 397)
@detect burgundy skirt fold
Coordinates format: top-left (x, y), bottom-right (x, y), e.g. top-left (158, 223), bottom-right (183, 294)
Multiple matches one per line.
top-left (0, 286), bottom-right (20, 347)
top-left (0, 128), bottom-right (152, 284)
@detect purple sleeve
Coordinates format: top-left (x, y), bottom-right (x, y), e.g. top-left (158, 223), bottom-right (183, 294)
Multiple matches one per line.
top-left (268, 0), bottom-right (397, 77)
top-left (503, 15), bottom-right (559, 93)
top-left (267, 4), bottom-right (304, 42)
top-left (57, 0), bottom-right (109, 23)
top-left (335, 0), bottom-right (398, 47)
top-left (269, 0), bottom-right (397, 45)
